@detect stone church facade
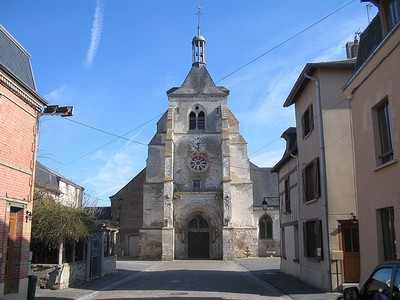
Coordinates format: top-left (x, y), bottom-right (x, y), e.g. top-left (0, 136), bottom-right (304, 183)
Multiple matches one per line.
top-left (110, 31), bottom-right (278, 260)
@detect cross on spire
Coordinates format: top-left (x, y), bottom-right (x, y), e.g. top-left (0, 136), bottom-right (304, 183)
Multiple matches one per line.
top-left (196, 6), bottom-right (203, 36)
top-left (192, 6), bottom-right (206, 66)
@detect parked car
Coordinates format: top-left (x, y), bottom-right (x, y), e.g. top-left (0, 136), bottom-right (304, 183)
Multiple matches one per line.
top-left (337, 261), bottom-right (400, 300)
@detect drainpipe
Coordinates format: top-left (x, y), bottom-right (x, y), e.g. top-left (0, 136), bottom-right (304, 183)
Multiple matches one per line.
top-left (304, 73), bottom-right (332, 292)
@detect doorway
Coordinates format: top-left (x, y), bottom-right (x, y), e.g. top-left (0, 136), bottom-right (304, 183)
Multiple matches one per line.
top-left (5, 208), bottom-right (21, 294)
top-left (340, 222), bottom-right (360, 283)
top-left (187, 215), bottom-right (210, 259)
top-left (90, 234), bottom-right (101, 278)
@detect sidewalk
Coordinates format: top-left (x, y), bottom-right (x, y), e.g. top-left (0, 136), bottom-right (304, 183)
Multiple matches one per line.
top-left (34, 258), bottom-right (341, 300)
top-left (35, 260), bottom-right (159, 300)
top-left (236, 258), bottom-right (341, 300)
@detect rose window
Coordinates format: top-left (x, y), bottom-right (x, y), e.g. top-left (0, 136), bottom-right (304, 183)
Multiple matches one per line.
top-left (189, 154), bottom-right (208, 172)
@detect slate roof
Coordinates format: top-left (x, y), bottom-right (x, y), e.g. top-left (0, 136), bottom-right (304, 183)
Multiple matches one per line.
top-left (0, 25), bottom-right (36, 91)
top-left (91, 207), bottom-right (112, 221)
top-left (35, 161), bottom-right (62, 194)
top-left (344, 6), bottom-right (400, 92)
top-left (250, 163), bottom-right (278, 207)
top-left (271, 127), bottom-right (298, 173)
top-left (167, 63), bottom-right (229, 97)
top-left (355, 14), bottom-right (383, 71)
top-left (35, 161), bottom-right (84, 194)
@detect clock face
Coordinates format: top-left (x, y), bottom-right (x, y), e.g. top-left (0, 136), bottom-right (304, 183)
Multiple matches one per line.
top-left (189, 154), bottom-right (209, 172)
top-left (189, 137), bottom-right (206, 151)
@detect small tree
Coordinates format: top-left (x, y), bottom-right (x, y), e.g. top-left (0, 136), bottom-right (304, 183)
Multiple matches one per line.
top-left (31, 191), bottom-right (98, 264)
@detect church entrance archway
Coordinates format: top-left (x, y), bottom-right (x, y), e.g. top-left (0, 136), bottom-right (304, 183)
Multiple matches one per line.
top-left (187, 215), bottom-right (210, 259)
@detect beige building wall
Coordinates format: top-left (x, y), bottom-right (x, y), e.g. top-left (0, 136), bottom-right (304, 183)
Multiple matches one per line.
top-left (277, 156), bottom-right (301, 278)
top-left (344, 24), bottom-right (400, 285)
top-left (285, 62), bottom-right (357, 291)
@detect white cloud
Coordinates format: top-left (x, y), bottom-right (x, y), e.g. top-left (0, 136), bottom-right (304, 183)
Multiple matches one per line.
top-left (85, 0), bottom-right (105, 69)
top-left (44, 86), bottom-right (67, 101)
top-left (82, 132), bottom-right (147, 199)
top-left (250, 148), bottom-right (286, 168)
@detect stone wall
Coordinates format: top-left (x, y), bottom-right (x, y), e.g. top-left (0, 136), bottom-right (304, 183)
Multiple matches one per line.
top-left (32, 256), bottom-right (116, 290)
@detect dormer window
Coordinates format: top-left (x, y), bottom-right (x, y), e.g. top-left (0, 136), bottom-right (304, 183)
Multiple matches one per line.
top-left (189, 105), bottom-right (206, 130)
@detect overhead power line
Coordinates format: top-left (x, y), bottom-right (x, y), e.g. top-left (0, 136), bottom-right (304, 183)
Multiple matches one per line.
top-left (63, 118), bottom-right (148, 146)
top-left (215, 0), bottom-right (356, 83)
top-left (51, 112), bottom-right (163, 170)
top-left (46, 0), bottom-right (357, 172)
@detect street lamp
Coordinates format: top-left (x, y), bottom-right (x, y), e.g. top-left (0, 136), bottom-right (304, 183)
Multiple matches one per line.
top-left (41, 105), bottom-right (74, 117)
top-left (262, 198), bottom-right (268, 211)
top-left (262, 197), bottom-right (279, 211)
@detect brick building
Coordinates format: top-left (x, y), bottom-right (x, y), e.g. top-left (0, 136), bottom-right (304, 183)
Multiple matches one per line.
top-left (0, 26), bottom-right (47, 299)
top-left (110, 30), bottom-right (278, 260)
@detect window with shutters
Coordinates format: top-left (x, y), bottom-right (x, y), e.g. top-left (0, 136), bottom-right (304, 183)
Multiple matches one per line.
top-left (384, 0), bottom-right (400, 30)
top-left (301, 104), bottom-right (314, 139)
top-left (302, 158), bottom-right (320, 202)
top-left (303, 220), bottom-right (323, 260)
top-left (381, 207), bottom-right (397, 261)
top-left (284, 177), bottom-right (291, 213)
top-left (373, 98), bottom-right (394, 166)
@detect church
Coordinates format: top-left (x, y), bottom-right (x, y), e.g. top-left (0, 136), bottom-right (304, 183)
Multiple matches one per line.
top-left (110, 27), bottom-right (279, 260)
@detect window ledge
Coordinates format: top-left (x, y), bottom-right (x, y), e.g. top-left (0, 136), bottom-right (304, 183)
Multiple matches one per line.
top-left (303, 132), bottom-right (312, 140)
top-left (306, 257), bottom-right (322, 262)
top-left (304, 199), bottom-right (318, 205)
top-left (374, 159), bottom-right (397, 171)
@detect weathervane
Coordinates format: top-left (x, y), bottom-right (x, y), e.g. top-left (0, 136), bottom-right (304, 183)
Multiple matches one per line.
top-left (196, 6), bottom-right (203, 36)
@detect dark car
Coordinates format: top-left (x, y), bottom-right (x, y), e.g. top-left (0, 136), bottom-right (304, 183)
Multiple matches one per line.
top-left (339, 261), bottom-right (400, 300)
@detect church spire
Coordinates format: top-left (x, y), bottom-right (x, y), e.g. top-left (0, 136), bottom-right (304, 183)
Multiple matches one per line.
top-left (192, 7), bottom-right (206, 66)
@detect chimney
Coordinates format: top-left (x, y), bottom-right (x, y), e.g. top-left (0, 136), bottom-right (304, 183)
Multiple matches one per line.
top-left (346, 42), bottom-right (354, 59)
top-left (346, 32), bottom-right (360, 59)
top-left (351, 33), bottom-right (359, 58)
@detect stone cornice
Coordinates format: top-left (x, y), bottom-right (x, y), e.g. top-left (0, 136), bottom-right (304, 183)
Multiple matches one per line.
top-left (0, 67), bottom-right (45, 112)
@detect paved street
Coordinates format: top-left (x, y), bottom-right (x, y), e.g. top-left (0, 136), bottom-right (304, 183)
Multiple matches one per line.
top-left (35, 258), bottom-right (341, 300)
top-left (90, 260), bottom-right (285, 299)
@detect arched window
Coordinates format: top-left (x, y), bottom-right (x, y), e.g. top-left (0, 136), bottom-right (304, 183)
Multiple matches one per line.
top-left (197, 111), bottom-right (205, 129)
top-left (259, 215), bottom-right (273, 240)
top-left (189, 112), bottom-right (197, 130)
top-left (188, 105), bottom-right (206, 131)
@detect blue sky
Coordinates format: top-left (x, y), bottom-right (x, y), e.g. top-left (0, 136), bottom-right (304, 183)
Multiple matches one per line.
top-left (2, 1), bottom-right (377, 206)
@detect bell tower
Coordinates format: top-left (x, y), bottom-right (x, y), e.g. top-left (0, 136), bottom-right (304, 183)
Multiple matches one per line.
top-left (192, 7), bottom-right (206, 66)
